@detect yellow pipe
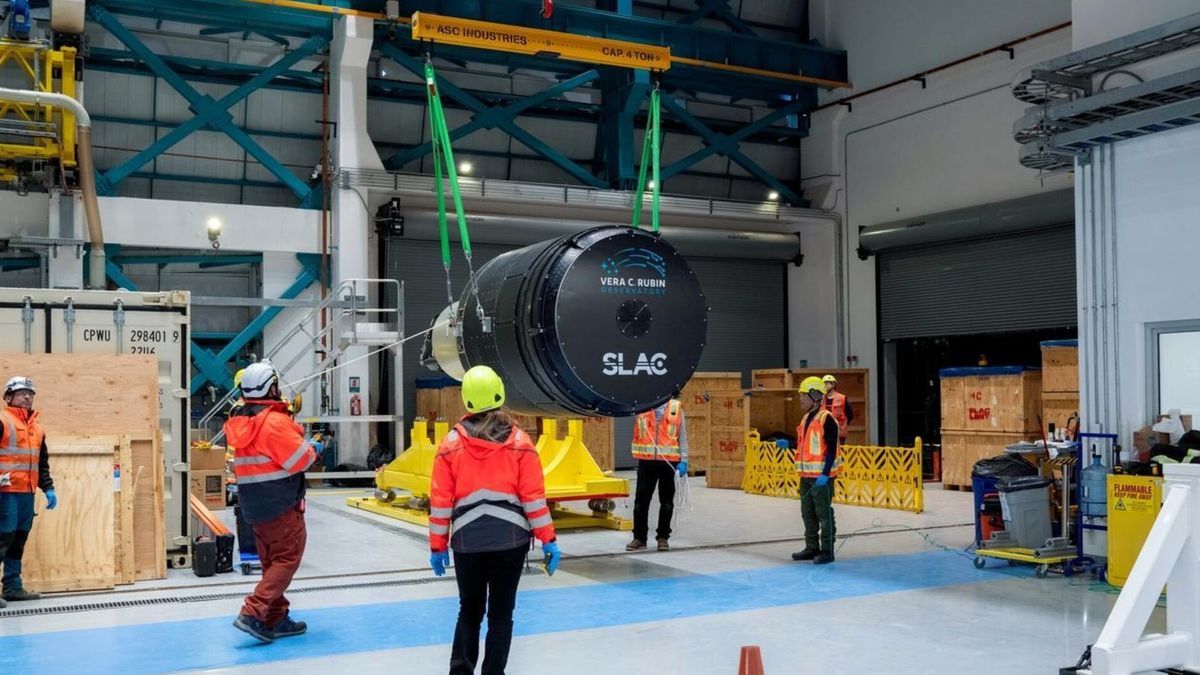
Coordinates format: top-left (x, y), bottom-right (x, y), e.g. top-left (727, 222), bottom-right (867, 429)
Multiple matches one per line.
top-left (239, 0), bottom-right (395, 21)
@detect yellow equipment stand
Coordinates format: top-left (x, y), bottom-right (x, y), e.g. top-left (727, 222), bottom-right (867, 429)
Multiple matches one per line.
top-left (1107, 473), bottom-right (1164, 587)
top-left (347, 418), bottom-right (631, 531)
top-left (973, 546), bottom-right (1077, 578)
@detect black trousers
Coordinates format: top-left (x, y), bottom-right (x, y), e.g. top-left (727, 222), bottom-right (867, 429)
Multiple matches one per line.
top-left (633, 459), bottom-right (677, 542)
top-left (450, 545), bottom-right (527, 675)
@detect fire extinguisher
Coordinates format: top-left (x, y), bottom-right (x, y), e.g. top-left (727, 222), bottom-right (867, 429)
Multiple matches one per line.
top-left (350, 393), bottom-right (362, 416)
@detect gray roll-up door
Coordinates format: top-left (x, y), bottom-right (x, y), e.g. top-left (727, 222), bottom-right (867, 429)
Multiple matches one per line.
top-left (386, 236), bottom-right (787, 468)
top-left (878, 225), bottom-right (1076, 339)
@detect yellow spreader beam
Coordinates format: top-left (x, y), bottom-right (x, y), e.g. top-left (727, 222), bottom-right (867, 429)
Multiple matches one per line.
top-left (347, 417), bottom-right (631, 531)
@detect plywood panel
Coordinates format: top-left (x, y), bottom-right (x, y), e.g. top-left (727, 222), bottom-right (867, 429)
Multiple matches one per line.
top-left (132, 434), bottom-right (166, 580)
top-left (940, 430), bottom-right (1032, 489)
top-left (709, 426), bottom-right (746, 467)
top-left (1042, 392), bottom-right (1080, 437)
top-left (1042, 345), bottom-right (1079, 393)
top-left (23, 437), bottom-right (117, 593)
top-left (114, 436), bottom-right (135, 585)
top-left (709, 391), bottom-right (746, 428)
top-left (685, 415), bottom-right (709, 474)
top-left (706, 465), bottom-right (745, 489)
top-left (0, 354), bottom-right (157, 436)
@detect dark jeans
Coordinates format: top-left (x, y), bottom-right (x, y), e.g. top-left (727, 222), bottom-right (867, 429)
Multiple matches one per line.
top-left (0, 492), bottom-right (36, 592)
top-left (633, 459), bottom-right (677, 542)
top-left (800, 477), bottom-right (836, 551)
top-left (451, 545), bottom-right (527, 675)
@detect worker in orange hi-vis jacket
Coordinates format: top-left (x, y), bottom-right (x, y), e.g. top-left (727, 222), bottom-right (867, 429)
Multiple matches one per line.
top-left (429, 365), bottom-right (560, 675)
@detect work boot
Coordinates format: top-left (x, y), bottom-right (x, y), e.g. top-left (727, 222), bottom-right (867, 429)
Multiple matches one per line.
top-left (233, 614), bottom-right (275, 643)
top-left (657, 538), bottom-right (670, 552)
top-left (813, 551), bottom-right (835, 565)
top-left (625, 539), bottom-right (646, 551)
top-left (791, 548), bottom-right (820, 561)
top-left (271, 614), bottom-right (307, 638)
top-left (3, 587), bottom-right (41, 601)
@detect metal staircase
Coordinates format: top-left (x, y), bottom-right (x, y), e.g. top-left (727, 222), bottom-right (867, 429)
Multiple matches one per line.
top-left (196, 278), bottom-right (404, 454)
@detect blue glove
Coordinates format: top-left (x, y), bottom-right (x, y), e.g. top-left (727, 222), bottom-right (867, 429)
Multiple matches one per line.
top-left (775, 439), bottom-right (790, 449)
top-left (430, 550), bottom-right (449, 577)
top-left (814, 475), bottom-right (829, 488)
top-left (677, 461), bottom-right (688, 477)
top-left (310, 440), bottom-right (324, 455)
top-left (44, 489), bottom-right (57, 510)
top-left (542, 541), bottom-right (561, 576)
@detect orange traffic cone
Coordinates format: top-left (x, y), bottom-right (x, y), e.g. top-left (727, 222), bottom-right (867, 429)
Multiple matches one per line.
top-left (738, 646), bottom-right (765, 675)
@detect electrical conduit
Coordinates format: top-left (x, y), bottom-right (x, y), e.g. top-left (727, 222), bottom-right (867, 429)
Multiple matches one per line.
top-left (0, 87), bottom-right (105, 289)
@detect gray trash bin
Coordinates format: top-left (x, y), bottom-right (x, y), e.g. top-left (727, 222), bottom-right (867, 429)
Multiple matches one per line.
top-left (997, 476), bottom-right (1053, 549)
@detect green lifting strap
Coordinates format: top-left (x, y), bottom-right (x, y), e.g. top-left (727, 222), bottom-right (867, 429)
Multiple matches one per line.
top-left (631, 85), bottom-right (662, 233)
top-left (424, 58), bottom-right (484, 312)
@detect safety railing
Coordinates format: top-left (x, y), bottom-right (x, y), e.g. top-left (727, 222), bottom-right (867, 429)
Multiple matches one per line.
top-left (742, 431), bottom-right (925, 513)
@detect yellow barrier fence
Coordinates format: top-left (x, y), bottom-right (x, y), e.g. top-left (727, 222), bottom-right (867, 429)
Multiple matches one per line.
top-left (743, 431), bottom-right (924, 513)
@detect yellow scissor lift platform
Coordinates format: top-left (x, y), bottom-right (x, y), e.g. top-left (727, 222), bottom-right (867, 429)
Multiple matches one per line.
top-left (972, 546), bottom-right (1077, 578)
top-left (347, 418), bottom-right (632, 531)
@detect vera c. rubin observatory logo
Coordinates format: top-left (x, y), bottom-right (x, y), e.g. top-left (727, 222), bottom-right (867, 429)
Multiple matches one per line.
top-left (600, 247), bottom-right (667, 296)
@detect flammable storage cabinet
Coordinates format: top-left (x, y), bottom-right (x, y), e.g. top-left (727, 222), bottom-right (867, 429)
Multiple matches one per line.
top-left (1107, 474), bottom-right (1164, 587)
top-left (0, 288), bottom-right (192, 567)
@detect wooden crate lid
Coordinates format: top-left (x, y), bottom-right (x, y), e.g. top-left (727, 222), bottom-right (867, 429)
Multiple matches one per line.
top-left (938, 366), bottom-right (1039, 378)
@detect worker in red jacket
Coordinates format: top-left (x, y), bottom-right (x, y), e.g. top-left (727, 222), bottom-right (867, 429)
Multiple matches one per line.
top-left (224, 360), bottom-right (321, 643)
top-left (429, 365), bottom-right (560, 675)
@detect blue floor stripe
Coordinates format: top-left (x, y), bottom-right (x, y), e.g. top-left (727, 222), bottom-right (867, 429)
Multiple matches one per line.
top-left (0, 551), bottom-right (1001, 673)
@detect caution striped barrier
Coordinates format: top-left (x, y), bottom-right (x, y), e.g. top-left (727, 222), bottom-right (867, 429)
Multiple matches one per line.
top-left (742, 431), bottom-right (924, 513)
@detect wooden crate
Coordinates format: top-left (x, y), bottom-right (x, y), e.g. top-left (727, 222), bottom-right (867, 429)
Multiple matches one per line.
top-left (940, 369), bottom-right (1042, 433)
top-left (751, 368), bottom-right (792, 390)
top-left (685, 414), bottom-right (709, 474)
top-left (781, 369), bottom-right (870, 444)
top-left (706, 465), bottom-right (745, 489)
top-left (940, 430), bottom-right (1032, 489)
top-left (1042, 392), bottom-right (1080, 435)
top-left (573, 416), bottom-right (614, 472)
top-left (0, 354), bottom-right (163, 591)
top-left (415, 387), bottom-right (442, 421)
top-left (1041, 342), bottom-right (1079, 394)
top-left (681, 372), bottom-right (742, 408)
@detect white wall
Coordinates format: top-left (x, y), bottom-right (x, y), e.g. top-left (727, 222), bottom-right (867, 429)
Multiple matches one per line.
top-left (812, 0), bottom-right (1071, 95)
top-left (1072, 0), bottom-right (1200, 48)
top-left (800, 3), bottom-right (1074, 440)
top-left (788, 218), bottom-right (839, 368)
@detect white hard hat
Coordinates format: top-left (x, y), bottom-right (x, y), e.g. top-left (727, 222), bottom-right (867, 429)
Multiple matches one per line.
top-left (4, 376), bottom-right (35, 395)
top-left (239, 361), bottom-right (278, 399)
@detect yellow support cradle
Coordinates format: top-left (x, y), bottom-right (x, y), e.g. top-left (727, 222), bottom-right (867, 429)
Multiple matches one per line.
top-left (347, 418), bottom-right (631, 531)
top-left (0, 40), bottom-right (77, 167)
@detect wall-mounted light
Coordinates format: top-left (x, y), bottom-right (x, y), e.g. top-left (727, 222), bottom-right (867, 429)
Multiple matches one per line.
top-left (206, 216), bottom-right (223, 249)
top-left (458, 160), bottom-right (473, 174)
top-left (767, 191), bottom-right (780, 201)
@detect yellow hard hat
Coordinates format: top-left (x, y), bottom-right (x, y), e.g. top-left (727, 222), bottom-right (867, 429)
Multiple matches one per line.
top-left (462, 365), bottom-right (505, 414)
top-left (798, 376), bottom-right (826, 398)
top-left (822, 374), bottom-right (837, 385)
top-left (233, 368), bottom-right (246, 389)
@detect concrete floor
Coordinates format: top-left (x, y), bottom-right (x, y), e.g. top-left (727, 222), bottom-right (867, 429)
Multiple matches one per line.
top-left (0, 475), bottom-right (1155, 674)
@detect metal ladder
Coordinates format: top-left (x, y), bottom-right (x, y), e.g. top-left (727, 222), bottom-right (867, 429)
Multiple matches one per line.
top-left (196, 279), bottom-right (404, 451)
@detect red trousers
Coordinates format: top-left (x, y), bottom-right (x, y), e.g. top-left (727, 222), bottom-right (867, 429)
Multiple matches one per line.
top-left (242, 505), bottom-right (307, 627)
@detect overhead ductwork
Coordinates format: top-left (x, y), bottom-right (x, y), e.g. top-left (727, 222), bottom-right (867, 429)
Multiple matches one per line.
top-left (856, 189), bottom-right (1074, 259)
